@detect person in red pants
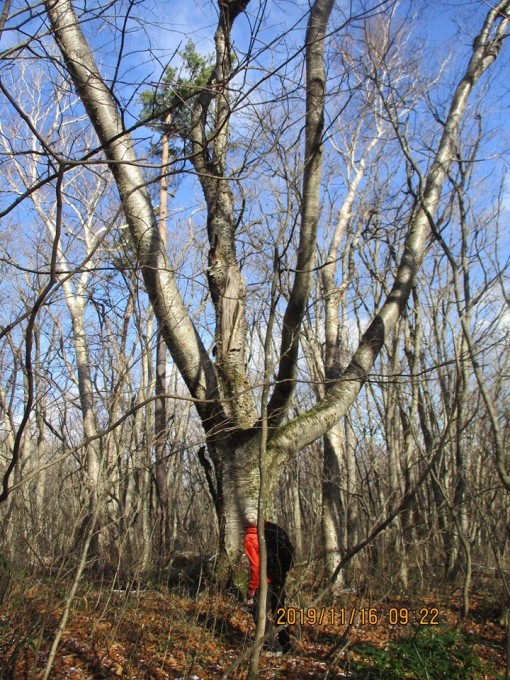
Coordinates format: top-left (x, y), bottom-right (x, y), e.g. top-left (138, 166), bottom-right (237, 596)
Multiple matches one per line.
top-left (244, 508), bottom-right (294, 653)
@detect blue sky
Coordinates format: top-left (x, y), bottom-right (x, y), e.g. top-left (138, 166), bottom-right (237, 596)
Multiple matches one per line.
top-left (0, 0), bottom-right (508, 442)
top-left (0, 0), bottom-right (508, 327)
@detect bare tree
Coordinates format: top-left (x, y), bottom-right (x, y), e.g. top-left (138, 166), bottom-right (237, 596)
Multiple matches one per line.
top-left (0, 0), bottom-right (507, 581)
top-left (38, 0), bottom-right (510, 563)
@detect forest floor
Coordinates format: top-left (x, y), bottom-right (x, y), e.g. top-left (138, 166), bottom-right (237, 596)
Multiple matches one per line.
top-left (0, 574), bottom-right (508, 679)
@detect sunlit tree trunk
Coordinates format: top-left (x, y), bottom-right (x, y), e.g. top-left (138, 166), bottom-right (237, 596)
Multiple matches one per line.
top-left (154, 121), bottom-right (172, 561)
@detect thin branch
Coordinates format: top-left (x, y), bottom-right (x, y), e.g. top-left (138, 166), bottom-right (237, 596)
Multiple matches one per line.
top-left (0, 163), bottom-right (64, 503)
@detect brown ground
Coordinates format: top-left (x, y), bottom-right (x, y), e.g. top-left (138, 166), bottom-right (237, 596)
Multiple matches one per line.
top-left (1, 578), bottom-right (507, 679)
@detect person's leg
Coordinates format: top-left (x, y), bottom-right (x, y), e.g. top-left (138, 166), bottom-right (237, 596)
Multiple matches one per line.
top-left (269, 579), bottom-right (292, 653)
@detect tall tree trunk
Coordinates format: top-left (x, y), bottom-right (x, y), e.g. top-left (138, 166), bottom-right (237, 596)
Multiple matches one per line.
top-left (154, 122), bottom-right (171, 561)
top-left (67, 295), bottom-right (102, 560)
top-left (290, 459), bottom-right (303, 559)
top-left (322, 423), bottom-right (346, 588)
top-left (33, 326), bottom-right (49, 556)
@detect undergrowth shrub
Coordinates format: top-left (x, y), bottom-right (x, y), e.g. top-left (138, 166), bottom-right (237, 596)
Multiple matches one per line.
top-left (347, 626), bottom-right (489, 679)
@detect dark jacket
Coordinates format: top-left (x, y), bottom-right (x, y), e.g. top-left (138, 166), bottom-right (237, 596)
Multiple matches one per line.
top-left (244, 521), bottom-right (294, 592)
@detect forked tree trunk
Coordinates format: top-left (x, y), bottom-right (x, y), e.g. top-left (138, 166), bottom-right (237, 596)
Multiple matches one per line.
top-left (44, 0), bottom-right (510, 573)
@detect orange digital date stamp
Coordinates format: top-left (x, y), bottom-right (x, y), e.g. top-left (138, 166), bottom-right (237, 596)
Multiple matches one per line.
top-left (275, 606), bottom-right (440, 627)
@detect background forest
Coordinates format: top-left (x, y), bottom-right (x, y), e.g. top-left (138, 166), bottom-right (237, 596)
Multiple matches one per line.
top-left (0, 0), bottom-right (509, 677)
